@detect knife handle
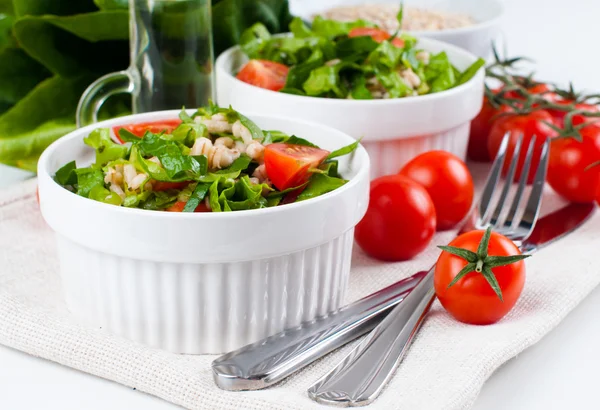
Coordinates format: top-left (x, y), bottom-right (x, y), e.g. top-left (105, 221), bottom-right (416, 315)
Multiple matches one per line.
top-left (308, 268), bottom-right (436, 406)
top-left (212, 271), bottom-right (426, 391)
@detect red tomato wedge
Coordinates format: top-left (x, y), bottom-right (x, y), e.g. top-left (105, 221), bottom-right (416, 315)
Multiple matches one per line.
top-left (113, 120), bottom-right (181, 143)
top-left (236, 60), bottom-right (290, 92)
top-left (348, 27), bottom-right (405, 48)
top-left (264, 143), bottom-right (330, 191)
top-left (166, 201), bottom-right (209, 212)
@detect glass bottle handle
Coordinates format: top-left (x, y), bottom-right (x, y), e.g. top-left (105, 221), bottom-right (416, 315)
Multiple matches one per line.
top-left (76, 70), bottom-right (135, 128)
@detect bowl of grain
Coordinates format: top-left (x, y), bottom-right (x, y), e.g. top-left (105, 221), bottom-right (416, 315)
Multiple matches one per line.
top-left (291, 0), bottom-right (504, 58)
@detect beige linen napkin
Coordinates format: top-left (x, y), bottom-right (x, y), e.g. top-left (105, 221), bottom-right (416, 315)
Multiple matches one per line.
top-left (1, 175), bottom-right (599, 410)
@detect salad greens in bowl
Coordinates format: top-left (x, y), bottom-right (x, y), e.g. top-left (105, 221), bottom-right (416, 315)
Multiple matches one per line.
top-left (216, 16), bottom-right (485, 179)
top-left (234, 15), bottom-right (485, 99)
top-left (53, 103), bottom-right (360, 212)
top-left (37, 105), bottom-right (369, 354)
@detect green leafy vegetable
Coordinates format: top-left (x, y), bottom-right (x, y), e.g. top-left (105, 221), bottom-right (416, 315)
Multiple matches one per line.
top-left (183, 182), bottom-right (210, 212)
top-left (327, 139), bottom-right (360, 160)
top-left (84, 128), bottom-right (128, 166)
top-left (310, 16), bottom-right (373, 39)
top-left (457, 58), bottom-right (486, 86)
top-left (303, 66), bottom-right (343, 97)
top-left (297, 173), bottom-right (346, 201)
top-left (286, 135), bottom-right (319, 148)
top-left (54, 160), bottom-right (77, 186)
top-left (75, 168), bottom-right (105, 198)
top-left (1, 0), bottom-right (293, 171)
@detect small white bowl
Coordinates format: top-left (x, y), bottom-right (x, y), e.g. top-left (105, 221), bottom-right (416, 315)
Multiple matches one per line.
top-left (290, 0), bottom-right (505, 59)
top-left (37, 110), bottom-right (370, 354)
top-left (216, 37), bottom-right (484, 178)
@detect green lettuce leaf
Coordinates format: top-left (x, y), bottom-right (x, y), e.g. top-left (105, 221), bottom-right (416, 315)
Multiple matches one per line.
top-left (54, 160), bottom-right (77, 186)
top-left (457, 58), bottom-right (486, 86)
top-left (297, 173), bottom-right (346, 201)
top-left (327, 139), bottom-right (360, 159)
top-left (137, 132), bottom-right (206, 180)
top-left (183, 182), bottom-right (210, 212)
top-left (303, 66), bottom-right (343, 97)
top-left (310, 16), bottom-right (374, 38)
top-left (84, 128), bottom-right (128, 166)
top-left (75, 167), bottom-right (105, 198)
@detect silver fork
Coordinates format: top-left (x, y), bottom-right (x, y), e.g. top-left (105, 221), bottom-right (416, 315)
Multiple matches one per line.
top-left (307, 133), bottom-right (550, 407)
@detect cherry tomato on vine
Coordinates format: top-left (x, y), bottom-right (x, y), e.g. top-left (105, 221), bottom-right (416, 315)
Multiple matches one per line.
top-left (355, 175), bottom-right (436, 261)
top-left (547, 125), bottom-right (600, 203)
top-left (468, 89), bottom-right (502, 162)
top-left (399, 151), bottom-right (474, 231)
top-left (434, 227), bottom-right (529, 325)
top-left (487, 109), bottom-right (558, 183)
top-left (503, 83), bottom-right (559, 102)
top-left (546, 101), bottom-right (600, 128)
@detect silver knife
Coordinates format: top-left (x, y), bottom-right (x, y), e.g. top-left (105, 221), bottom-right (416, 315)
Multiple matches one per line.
top-left (212, 271), bottom-right (426, 391)
top-left (307, 202), bottom-right (597, 405)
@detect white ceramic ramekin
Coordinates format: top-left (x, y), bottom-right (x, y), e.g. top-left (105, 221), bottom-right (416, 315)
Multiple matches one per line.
top-left (37, 110), bottom-right (370, 354)
top-left (216, 37), bottom-right (484, 179)
top-left (290, 0), bottom-right (505, 59)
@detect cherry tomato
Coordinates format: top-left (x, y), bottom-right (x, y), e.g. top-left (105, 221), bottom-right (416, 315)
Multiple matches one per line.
top-left (547, 125), bottom-right (600, 203)
top-left (355, 175), bottom-right (436, 261)
top-left (264, 143), bottom-right (330, 191)
top-left (503, 83), bottom-right (559, 102)
top-left (348, 27), bottom-right (405, 48)
top-left (166, 201), bottom-right (209, 212)
top-left (434, 230), bottom-right (526, 325)
top-left (468, 90), bottom-right (503, 162)
top-left (152, 181), bottom-right (190, 192)
top-left (546, 101), bottom-right (599, 128)
top-left (399, 151), bottom-right (474, 231)
top-left (236, 59), bottom-right (289, 92)
top-left (113, 120), bottom-right (182, 143)
top-left (487, 109), bottom-right (559, 183)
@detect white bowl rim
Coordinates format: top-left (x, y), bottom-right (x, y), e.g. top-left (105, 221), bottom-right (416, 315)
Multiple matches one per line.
top-left (301, 0), bottom-right (505, 36)
top-left (38, 109), bottom-right (370, 220)
top-left (216, 35), bottom-right (484, 105)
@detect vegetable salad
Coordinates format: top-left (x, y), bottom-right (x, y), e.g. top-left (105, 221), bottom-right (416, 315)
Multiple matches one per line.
top-left (235, 14), bottom-right (485, 99)
top-left (54, 104), bottom-right (359, 212)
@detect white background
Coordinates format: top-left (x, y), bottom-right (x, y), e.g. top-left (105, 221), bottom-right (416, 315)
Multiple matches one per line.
top-left (2, 0), bottom-right (600, 408)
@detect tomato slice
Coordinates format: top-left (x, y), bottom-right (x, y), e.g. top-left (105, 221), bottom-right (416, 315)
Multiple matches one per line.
top-left (166, 201), bottom-right (209, 212)
top-left (348, 27), bottom-right (405, 48)
top-left (113, 119), bottom-right (182, 143)
top-left (236, 60), bottom-right (290, 92)
top-left (264, 143), bottom-right (330, 191)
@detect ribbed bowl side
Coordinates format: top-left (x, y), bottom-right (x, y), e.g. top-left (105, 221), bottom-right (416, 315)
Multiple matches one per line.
top-left (363, 123), bottom-right (470, 179)
top-left (56, 230), bottom-right (354, 354)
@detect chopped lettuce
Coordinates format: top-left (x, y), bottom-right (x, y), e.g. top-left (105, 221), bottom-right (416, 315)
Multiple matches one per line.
top-left (54, 103), bottom-right (360, 212)
top-left (237, 17), bottom-right (480, 100)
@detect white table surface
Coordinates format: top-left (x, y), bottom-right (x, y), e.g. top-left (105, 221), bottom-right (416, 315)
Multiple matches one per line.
top-left (1, 0), bottom-right (599, 408)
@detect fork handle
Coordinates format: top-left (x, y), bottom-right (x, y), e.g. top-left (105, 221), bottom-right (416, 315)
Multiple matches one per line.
top-left (308, 268), bottom-right (436, 407)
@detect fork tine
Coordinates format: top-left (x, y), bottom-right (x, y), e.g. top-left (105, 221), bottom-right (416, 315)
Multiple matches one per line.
top-left (487, 133), bottom-right (524, 229)
top-left (515, 138), bottom-right (550, 241)
top-left (479, 132), bottom-right (510, 221)
top-left (504, 135), bottom-right (537, 229)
